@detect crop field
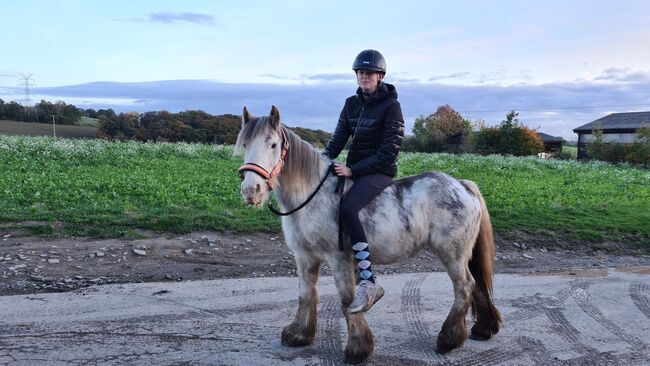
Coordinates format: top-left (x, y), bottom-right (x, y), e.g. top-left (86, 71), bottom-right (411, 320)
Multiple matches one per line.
top-left (0, 120), bottom-right (98, 138)
top-left (0, 135), bottom-right (648, 244)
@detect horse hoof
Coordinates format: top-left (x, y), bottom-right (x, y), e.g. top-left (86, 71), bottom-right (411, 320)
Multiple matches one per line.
top-left (469, 325), bottom-right (492, 341)
top-left (344, 347), bottom-right (372, 364)
top-left (436, 334), bottom-right (464, 354)
top-left (470, 317), bottom-right (500, 341)
top-left (281, 323), bottom-right (315, 347)
top-left (344, 335), bottom-right (374, 364)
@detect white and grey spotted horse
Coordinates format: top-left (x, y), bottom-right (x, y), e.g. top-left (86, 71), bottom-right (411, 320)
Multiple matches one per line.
top-left (236, 106), bottom-right (502, 363)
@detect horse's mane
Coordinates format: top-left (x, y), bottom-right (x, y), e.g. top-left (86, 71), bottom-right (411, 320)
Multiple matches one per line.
top-left (235, 116), bottom-right (324, 198)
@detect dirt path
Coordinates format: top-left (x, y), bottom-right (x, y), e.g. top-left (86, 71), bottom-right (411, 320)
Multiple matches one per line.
top-left (1, 229), bottom-right (648, 296)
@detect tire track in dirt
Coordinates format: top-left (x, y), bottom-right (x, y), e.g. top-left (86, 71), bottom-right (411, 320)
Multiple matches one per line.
top-left (316, 294), bottom-right (344, 366)
top-left (508, 279), bottom-right (589, 322)
top-left (400, 273), bottom-right (447, 364)
top-left (629, 281), bottom-right (650, 320)
top-left (449, 336), bottom-right (554, 366)
top-left (543, 307), bottom-right (600, 363)
top-left (572, 286), bottom-right (646, 349)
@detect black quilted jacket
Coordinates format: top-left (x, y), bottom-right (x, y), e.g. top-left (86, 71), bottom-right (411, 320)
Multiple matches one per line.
top-left (323, 82), bottom-right (404, 177)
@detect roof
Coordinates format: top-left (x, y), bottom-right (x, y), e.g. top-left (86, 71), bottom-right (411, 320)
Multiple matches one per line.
top-left (573, 111), bottom-right (650, 133)
top-left (536, 132), bottom-right (564, 142)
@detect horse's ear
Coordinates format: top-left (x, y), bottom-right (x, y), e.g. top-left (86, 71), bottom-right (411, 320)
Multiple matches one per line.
top-left (242, 106), bottom-right (251, 124)
top-left (270, 105), bottom-right (280, 130)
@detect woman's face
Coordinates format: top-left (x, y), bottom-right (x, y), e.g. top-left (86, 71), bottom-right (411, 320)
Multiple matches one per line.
top-left (356, 70), bottom-right (383, 94)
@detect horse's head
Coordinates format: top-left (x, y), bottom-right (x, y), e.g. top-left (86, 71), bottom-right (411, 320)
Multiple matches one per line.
top-left (235, 106), bottom-right (288, 207)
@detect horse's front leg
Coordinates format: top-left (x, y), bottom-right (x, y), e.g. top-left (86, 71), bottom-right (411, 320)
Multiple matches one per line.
top-left (281, 254), bottom-right (320, 347)
top-left (330, 253), bottom-right (374, 364)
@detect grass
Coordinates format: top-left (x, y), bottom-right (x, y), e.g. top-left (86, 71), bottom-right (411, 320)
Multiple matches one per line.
top-left (78, 116), bottom-right (100, 128)
top-left (0, 135), bottom-right (648, 244)
top-left (562, 145), bottom-right (578, 158)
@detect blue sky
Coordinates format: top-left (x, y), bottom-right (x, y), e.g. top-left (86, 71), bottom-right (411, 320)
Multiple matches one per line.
top-left (1, 0), bottom-right (650, 140)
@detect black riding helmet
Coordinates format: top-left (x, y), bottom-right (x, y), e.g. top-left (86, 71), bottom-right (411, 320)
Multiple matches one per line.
top-left (352, 49), bottom-right (386, 74)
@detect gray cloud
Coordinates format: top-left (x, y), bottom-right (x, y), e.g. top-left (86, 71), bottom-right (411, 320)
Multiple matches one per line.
top-left (428, 70), bottom-right (535, 84)
top-left (149, 12), bottom-right (216, 25)
top-left (594, 67), bottom-right (650, 83)
top-left (428, 72), bottom-right (472, 81)
top-left (27, 78), bottom-right (650, 141)
top-left (118, 12), bottom-right (216, 25)
top-left (259, 74), bottom-right (299, 81)
top-left (306, 73), bottom-right (352, 82)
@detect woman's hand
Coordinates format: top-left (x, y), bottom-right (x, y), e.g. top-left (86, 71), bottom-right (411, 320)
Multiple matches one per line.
top-left (334, 164), bottom-right (352, 177)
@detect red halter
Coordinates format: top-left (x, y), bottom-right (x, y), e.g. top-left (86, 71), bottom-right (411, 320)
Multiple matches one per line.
top-left (238, 129), bottom-right (289, 191)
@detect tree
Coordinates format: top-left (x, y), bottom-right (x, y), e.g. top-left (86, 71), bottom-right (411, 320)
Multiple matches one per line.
top-left (84, 108), bottom-right (98, 118)
top-left (475, 111), bottom-right (542, 156)
top-left (626, 125), bottom-right (650, 165)
top-left (4, 101), bottom-right (24, 121)
top-left (61, 104), bottom-right (82, 124)
top-left (412, 105), bottom-right (471, 152)
top-left (34, 100), bottom-right (58, 123)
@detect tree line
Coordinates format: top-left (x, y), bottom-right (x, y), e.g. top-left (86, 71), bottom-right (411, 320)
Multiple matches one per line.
top-left (8, 98), bottom-right (613, 160)
top-left (0, 99), bottom-right (84, 125)
top-left (98, 109), bottom-right (333, 146)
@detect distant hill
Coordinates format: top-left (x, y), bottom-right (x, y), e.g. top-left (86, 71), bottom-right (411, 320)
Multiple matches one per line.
top-left (0, 120), bottom-right (98, 138)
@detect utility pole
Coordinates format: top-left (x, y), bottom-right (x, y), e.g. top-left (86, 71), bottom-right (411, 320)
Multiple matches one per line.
top-left (51, 115), bottom-right (56, 137)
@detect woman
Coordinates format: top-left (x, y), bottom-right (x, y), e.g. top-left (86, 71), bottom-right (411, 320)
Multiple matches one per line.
top-left (323, 49), bottom-right (404, 313)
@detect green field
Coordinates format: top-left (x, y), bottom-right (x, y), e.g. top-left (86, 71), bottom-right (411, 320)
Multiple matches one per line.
top-left (0, 120), bottom-right (98, 138)
top-left (78, 116), bottom-right (101, 128)
top-left (0, 135), bottom-right (648, 245)
top-left (562, 145), bottom-right (578, 158)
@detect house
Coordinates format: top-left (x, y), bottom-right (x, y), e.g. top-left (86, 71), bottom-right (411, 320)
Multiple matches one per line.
top-left (573, 111), bottom-right (650, 159)
top-left (536, 132), bottom-right (564, 152)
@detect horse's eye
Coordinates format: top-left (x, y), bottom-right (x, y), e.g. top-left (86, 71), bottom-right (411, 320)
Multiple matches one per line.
top-left (271, 143), bottom-right (277, 149)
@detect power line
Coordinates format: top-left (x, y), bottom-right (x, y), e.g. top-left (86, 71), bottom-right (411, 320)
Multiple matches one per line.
top-left (460, 103), bottom-right (650, 114)
top-left (17, 73), bottom-right (36, 105)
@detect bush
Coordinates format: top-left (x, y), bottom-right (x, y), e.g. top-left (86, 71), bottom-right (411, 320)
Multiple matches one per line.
top-left (587, 125), bottom-right (650, 166)
top-left (475, 111), bottom-right (543, 156)
top-left (412, 105), bottom-right (472, 153)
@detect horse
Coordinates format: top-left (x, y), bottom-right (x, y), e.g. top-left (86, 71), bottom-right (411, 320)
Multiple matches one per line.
top-left (236, 106), bottom-right (502, 363)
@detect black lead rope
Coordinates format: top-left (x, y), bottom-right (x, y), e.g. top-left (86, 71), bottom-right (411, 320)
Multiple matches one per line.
top-left (268, 163), bottom-right (338, 216)
top-left (268, 162), bottom-right (347, 251)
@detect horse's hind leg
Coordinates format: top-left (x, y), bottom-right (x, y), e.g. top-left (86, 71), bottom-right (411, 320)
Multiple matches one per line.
top-left (436, 258), bottom-right (475, 354)
top-left (469, 284), bottom-right (501, 341)
top-left (281, 255), bottom-right (320, 347)
top-left (330, 254), bottom-right (374, 364)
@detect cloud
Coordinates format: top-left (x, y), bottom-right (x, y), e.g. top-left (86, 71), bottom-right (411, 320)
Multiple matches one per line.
top-left (24, 77), bottom-right (650, 141)
top-left (306, 73), bottom-right (352, 82)
top-left (428, 72), bottom-right (472, 81)
top-left (118, 12), bottom-right (216, 25)
top-left (427, 70), bottom-right (534, 84)
top-left (258, 74), bottom-right (299, 81)
top-left (149, 12), bottom-right (216, 25)
top-left (594, 67), bottom-right (650, 83)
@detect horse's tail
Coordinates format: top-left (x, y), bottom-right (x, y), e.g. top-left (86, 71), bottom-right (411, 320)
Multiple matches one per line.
top-left (461, 180), bottom-right (502, 337)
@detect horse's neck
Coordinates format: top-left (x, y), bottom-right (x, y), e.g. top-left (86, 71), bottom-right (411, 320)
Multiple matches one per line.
top-left (275, 153), bottom-right (331, 210)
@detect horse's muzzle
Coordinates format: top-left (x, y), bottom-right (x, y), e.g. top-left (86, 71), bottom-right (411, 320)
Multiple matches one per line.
top-left (241, 182), bottom-right (268, 207)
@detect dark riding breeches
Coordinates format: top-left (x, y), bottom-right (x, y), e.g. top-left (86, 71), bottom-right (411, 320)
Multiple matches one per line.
top-left (340, 173), bottom-right (393, 246)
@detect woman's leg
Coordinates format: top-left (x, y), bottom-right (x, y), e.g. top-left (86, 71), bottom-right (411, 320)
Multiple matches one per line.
top-left (340, 173), bottom-right (392, 313)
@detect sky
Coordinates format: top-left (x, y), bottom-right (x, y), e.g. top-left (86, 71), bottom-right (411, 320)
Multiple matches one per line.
top-left (1, 0), bottom-right (650, 140)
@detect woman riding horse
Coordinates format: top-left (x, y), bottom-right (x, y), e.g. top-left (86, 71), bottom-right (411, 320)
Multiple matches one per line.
top-left (323, 49), bottom-right (404, 314)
